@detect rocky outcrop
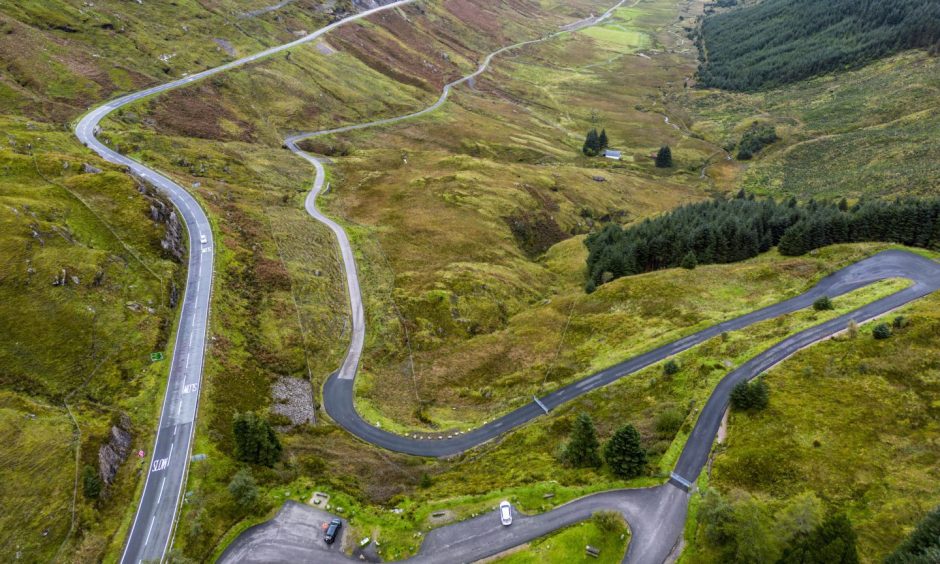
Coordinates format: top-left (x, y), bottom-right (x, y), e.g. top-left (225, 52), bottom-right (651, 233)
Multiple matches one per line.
top-left (142, 186), bottom-right (185, 263)
top-left (98, 415), bottom-right (133, 488)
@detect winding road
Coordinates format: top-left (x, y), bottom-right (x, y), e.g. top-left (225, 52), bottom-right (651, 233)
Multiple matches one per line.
top-left (74, 2), bottom-right (416, 562)
top-left (73, 0), bottom-right (940, 563)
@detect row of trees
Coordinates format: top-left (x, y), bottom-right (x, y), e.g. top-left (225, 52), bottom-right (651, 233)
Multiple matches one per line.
top-left (696, 0), bottom-right (940, 91)
top-left (562, 413), bottom-right (648, 479)
top-left (585, 192), bottom-right (940, 289)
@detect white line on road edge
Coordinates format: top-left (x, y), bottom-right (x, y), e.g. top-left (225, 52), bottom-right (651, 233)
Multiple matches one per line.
top-left (533, 396), bottom-right (550, 414)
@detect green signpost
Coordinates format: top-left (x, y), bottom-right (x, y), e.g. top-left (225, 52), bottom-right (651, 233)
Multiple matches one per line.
top-left (150, 352), bottom-right (164, 362)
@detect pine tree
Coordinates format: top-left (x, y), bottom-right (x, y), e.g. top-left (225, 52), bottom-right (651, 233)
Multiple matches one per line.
top-left (813, 296), bottom-right (833, 311)
top-left (233, 411), bottom-right (282, 466)
top-left (730, 380), bottom-right (752, 410)
top-left (750, 377), bottom-right (769, 410)
top-left (680, 251), bottom-right (698, 269)
top-left (838, 198), bottom-right (849, 212)
top-left (885, 505), bottom-right (940, 563)
top-left (562, 412), bottom-right (602, 467)
top-left (655, 145), bottom-right (673, 168)
top-left (599, 129), bottom-right (609, 151)
top-left (779, 514), bottom-right (859, 564)
top-left (582, 129), bottom-right (600, 156)
top-left (604, 424), bottom-right (647, 478)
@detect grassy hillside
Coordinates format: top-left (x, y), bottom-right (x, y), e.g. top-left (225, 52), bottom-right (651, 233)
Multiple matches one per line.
top-left (695, 0), bottom-right (940, 91)
top-left (680, 289), bottom-right (940, 563)
top-left (682, 50), bottom-right (940, 198)
top-left (0, 117), bottom-right (181, 560)
top-left (0, 0), bottom-right (343, 121)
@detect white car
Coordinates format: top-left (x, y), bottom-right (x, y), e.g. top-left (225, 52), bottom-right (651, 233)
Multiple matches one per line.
top-left (200, 234), bottom-right (208, 245)
top-left (499, 500), bottom-right (512, 526)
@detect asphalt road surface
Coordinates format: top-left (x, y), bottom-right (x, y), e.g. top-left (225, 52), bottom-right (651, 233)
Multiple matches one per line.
top-left (74, 1), bottom-right (415, 562)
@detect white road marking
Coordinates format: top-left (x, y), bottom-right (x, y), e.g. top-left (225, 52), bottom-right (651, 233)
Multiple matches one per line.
top-left (156, 478), bottom-right (166, 504)
top-left (144, 516), bottom-right (155, 546)
top-left (183, 383), bottom-right (199, 394)
top-left (151, 458), bottom-right (169, 472)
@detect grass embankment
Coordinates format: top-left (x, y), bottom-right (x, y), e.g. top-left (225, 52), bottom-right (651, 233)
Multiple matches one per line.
top-left (0, 117), bottom-right (180, 560)
top-left (684, 50), bottom-right (940, 197)
top-left (493, 512), bottom-right (630, 564)
top-left (681, 289), bottom-right (940, 563)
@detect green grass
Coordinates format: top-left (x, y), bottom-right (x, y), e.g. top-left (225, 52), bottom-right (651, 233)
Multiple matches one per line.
top-left (493, 515), bottom-right (630, 563)
top-left (681, 290), bottom-right (940, 563)
top-left (0, 117), bottom-right (180, 561)
top-left (686, 51), bottom-right (940, 198)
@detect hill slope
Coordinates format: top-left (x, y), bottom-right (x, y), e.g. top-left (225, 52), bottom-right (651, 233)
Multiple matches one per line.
top-left (696, 0), bottom-right (940, 91)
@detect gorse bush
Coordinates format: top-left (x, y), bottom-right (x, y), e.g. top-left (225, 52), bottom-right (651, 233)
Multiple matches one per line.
top-left (584, 193), bottom-right (940, 288)
top-left (696, 0), bottom-right (940, 91)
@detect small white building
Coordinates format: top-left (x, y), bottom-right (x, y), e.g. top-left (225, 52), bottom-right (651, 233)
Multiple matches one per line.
top-left (604, 149), bottom-right (622, 160)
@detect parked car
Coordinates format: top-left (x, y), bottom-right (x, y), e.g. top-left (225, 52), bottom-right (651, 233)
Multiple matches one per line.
top-left (499, 501), bottom-right (513, 526)
top-left (324, 518), bottom-right (342, 544)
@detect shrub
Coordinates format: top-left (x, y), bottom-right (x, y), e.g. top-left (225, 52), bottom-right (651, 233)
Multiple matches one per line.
top-left (82, 465), bottom-right (102, 500)
top-left (812, 296), bottom-right (833, 311)
top-left (592, 510), bottom-right (627, 535)
top-left (419, 472), bottom-right (433, 488)
top-left (872, 323), bottom-right (892, 340)
top-left (893, 315), bottom-right (908, 329)
top-left (846, 320), bottom-right (859, 338)
top-left (680, 250), bottom-right (698, 269)
top-left (663, 359), bottom-right (680, 376)
top-left (654, 408), bottom-right (685, 437)
top-left (228, 468), bottom-right (259, 510)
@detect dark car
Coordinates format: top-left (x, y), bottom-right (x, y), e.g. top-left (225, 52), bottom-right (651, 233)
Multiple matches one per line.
top-left (324, 518), bottom-right (342, 545)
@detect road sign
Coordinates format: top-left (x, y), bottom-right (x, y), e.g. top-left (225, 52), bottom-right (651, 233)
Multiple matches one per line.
top-left (137, 450), bottom-right (146, 458)
top-left (150, 352), bottom-right (164, 362)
